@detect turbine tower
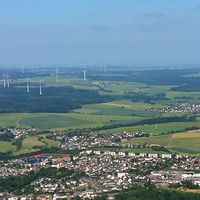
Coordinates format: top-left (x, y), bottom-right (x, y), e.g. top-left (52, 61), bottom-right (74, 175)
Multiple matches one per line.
top-left (39, 80), bottom-right (42, 95)
top-left (100, 64), bottom-right (102, 72)
top-left (83, 70), bottom-right (87, 80)
top-left (6, 74), bottom-right (10, 88)
top-left (104, 64), bottom-right (107, 73)
top-left (26, 79), bottom-right (30, 93)
top-left (22, 65), bottom-right (25, 74)
top-left (2, 73), bottom-right (6, 87)
top-left (56, 67), bottom-right (59, 82)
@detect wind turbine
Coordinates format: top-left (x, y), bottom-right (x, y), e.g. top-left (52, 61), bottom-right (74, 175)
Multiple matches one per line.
top-left (83, 70), bottom-right (87, 80)
top-left (6, 74), bottom-right (10, 88)
top-left (2, 73), bottom-right (6, 87)
top-left (22, 65), bottom-right (25, 74)
top-left (104, 64), bottom-right (107, 73)
top-left (56, 67), bottom-right (59, 82)
top-left (26, 78), bottom-right (30, 93)
top-left (39, 80), bottom-right (42, 95)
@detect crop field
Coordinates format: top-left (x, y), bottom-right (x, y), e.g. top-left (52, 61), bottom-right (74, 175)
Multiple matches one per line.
top-left (138, 85), bottom-right (175, 95)
top-left (0, 113), bottom-right (28, 127)
top-left (41, 138), bottom-right (58, 148)
top-left (0, 112), bottom-right (144, 130)
top-left (123, 130), bottom-right (200, 155)
top-left (0, 141), bottom-right (17, 153)
top-left (20, 115), bottom-right (91, 129)
top-left (166, 91), bottom-right (200, 100)
top-left (139, 122), bottom-right (200, 135)
top-left (13, 135), bottom-right (58, 155)
top-left (105, 101), bottom-right (165, 109)
top-left (75, 101), bottom-right (162, 117)
top-left (123, 135), bottom-right (171, 146)
top-left (18, 113), bottom-right (143, 130)
top-left (99, 82), bottom-right (147, 95)
top-left (169, 131), bottom-right (200, 153)
top-left (22, 137), bottom-right (45, 149)
top-left (92, 126), bottom-right (140, 135)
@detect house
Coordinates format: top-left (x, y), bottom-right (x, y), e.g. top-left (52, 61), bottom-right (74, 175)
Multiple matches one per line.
top-left (162, 154), bottom-right (172, 159)
top-left (93, 150), bottom-right (100, 155)
top-left (139, 153), bottom-right (147, 157)
top-left (148, 154), bottom-right (158, 158)
top-left (128, 153), bottom-right (135, 157)
top-left (118, 152), bottom-right (126, 157)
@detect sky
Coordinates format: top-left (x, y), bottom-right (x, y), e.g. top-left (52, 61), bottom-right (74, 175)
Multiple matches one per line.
top-left (0, 0), bottom-right (200, 66)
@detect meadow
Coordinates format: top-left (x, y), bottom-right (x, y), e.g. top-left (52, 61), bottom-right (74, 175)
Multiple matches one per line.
top-left (13, 135), bottom-right (58, 155)
top-left (123, 130), bottom-right (200, 155)
top-left (74, 101), bottom-right (164, 119)
top-left (0, 141), bottom-right (17, 153)
top-left (138, 122), bottom-right (200, 135)
top-left (18, 113), bottom-right (143, 130)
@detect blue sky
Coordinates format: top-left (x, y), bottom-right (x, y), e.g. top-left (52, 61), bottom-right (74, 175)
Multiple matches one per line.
top-left (0, 0), bottom-right (200, 66)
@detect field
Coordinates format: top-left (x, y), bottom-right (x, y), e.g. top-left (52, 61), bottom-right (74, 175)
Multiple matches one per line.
top-left (123, 130), bottom-right (200, 155)
top-left (0, 112), bottom-right (142, 130)
top-left (0, 141), bottom-right (17, 153)
top-left (139, 122), bottom-right (200, 135)
top-left (75, 101), bottom-right (161, 117)
top-left (20, 115), bottom-right (90, 129)
top-left (13, 135), bottom-right (58, 155)
top-left (0, 113), bottom-right (28, 127)
top-left (92, 126), bottom-right (140, 135)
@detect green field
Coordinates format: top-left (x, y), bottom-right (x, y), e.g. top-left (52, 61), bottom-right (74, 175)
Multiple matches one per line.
top-left (123, 130), bottom-right (200, 155)
top-left (41, 138), bottom-right (58, 148)
top-left (0, 141), bottom-right (17, 153)
top-left (18, 113), bottom-right (143, 130)
top-left (20, 115), bottom-right (90, 129)
top-left (123, 134), bottom-right (171, 146)
top-left (13, 135), bottom-right (58, 155)
top-left (0, 113), bottom-right (28, 127)
top-left (0, 112), bottom-right (143, 130)
top-left (139, 122), bottom-right (200, 135)
top-left (166, 91), bottom-right (200, 100)
top-left (14, 137), bottom-right (45, 155)
top-left (74, 101), bottom-right (164, 119)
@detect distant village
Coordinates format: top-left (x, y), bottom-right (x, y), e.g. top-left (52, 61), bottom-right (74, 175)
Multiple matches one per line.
top-left (60, 131), bottom-right (148, 150)
top-left (147, 103), bottom-right (200, 114)
top-left (0, 127), bottom-right (36, 139)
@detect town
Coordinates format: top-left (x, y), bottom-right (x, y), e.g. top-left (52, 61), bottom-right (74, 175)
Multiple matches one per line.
top-left (1, 149), bottom-right (200, 199)
top-left (1, 129), bottom-right (200, 199)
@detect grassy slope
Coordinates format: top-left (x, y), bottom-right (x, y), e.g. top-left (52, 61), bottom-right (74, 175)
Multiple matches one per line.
top-left (19, 113), bottom-right (143, 130)
top-left (139, 122), bottom-right (200, 135)
top-left (0, 141), bottom-right (17, 153)
top-left (123, 130), bottom-right (200, 155)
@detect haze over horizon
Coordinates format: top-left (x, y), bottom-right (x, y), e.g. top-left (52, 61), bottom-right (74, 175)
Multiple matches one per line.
top-left (0, 0), bottom-right (200, 66)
